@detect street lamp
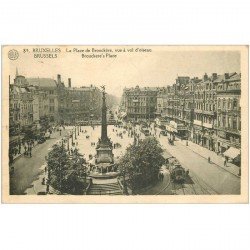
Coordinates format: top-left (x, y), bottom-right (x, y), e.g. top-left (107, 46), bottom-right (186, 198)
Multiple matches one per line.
top-left (71, 130), bottom-right (74, 145)
top-left (45, 155), bottom-right (50, 194)
top-left (122, 168), bottom-right (128, 195)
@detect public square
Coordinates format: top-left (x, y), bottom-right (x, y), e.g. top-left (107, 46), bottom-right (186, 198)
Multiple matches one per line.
top-left (10, 122), bottom-right (240, 195)
top-left (7, 48), bottom-right (242, 197)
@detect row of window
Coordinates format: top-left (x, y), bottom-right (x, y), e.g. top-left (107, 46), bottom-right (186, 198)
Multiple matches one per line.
top-left (218, 116), bottom-right (240, 130)
top-left (217, 83), bottom-right (240, 91)
top-left (217, 98), bottom-right (238, 109)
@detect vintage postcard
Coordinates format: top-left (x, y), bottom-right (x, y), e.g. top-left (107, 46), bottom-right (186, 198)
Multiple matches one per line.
top-left (1, 45), bottom-right (248, 203)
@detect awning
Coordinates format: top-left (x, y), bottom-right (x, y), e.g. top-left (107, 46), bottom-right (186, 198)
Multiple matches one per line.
top-left (223, 147), bottom-right (241, 159)
top-left (165, 125), bottom-right (177, 133)
top-left (120, 112), bottom-right (127, 118)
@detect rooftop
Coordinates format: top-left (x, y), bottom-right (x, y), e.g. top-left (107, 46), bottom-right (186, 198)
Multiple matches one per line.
top-left (26, 78), bottom-right (57, 88)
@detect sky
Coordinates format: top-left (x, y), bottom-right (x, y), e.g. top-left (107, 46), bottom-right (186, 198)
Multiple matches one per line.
top-left (7, 46), bottom-right (241, 97)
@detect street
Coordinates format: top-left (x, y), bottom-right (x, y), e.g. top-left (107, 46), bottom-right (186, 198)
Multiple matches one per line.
top-left (10, 130), bottom-right (68, 195)
top-left (155, 127), bottom-right (240, 195)
top-left (10, 123), bottom-right (240, 195)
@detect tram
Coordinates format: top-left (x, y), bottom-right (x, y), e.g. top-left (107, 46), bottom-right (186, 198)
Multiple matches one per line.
top-left (168, 159), bottom-right (186, 183)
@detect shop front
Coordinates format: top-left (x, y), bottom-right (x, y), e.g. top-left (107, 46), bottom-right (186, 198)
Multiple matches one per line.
top-left (193, 125), bottom-right (203, 145)
top-left (202, 129), bottom-right (216, 151)
top-left (166, 121), bottom-right (188, 140)
top-left (216, 130), bottom-right (229, 154)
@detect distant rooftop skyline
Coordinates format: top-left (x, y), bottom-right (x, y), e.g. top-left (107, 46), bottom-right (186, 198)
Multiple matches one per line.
top-left (9, 47), bottom-right (241, 97)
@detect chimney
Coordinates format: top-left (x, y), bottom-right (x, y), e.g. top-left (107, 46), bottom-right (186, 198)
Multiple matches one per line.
top-left (57, 74), bottom-right (61, 83)
top-left (68, 78), bottom-right (71, 88)
top-left (224, 73), bottom-right (229, 79)
top-left (203, 73), bottom-right (208, 81)
top-left (212, 73), bottom-right (217, 80)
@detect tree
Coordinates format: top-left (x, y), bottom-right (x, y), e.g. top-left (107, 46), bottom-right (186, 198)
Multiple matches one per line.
top-left (47, 144), bottom-right (70, 193)
top-left (39, 115), bottom-right (50, 131)
top-left (119, 137), bottom-right (165, 191)
top-left (22, 125), bottom-right (35, 141)
top-left (47, 144), bottom-right (87, 194)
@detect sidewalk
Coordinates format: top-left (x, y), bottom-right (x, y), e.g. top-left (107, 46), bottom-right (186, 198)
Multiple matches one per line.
top-left (11, 130), bottom-right (62, 164)
top-left (25, 163), bottom-right (47, 194)
top-left (177, 139), bottom-right (240, 178)
top-left (25, 130), bottom-right (79, 195)
top-left (11, 141), bottom-right (39, 163)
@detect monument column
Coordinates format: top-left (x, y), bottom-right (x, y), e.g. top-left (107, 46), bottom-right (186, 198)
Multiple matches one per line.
top-left (101, 88), bottom-right (108, 141)
top-left (95, 85), bottom-right (114, 165)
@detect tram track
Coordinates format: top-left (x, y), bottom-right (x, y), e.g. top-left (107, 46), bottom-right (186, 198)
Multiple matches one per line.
top-left (187, 183), bottom-right (197, 195)
top-left (191, 174), bottom-right (220, 195)
top-left (170, 175), bottom-right (220, 195)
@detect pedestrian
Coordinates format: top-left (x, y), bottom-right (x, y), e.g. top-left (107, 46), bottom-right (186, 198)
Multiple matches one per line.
top-left (45, 166), bottom-right (47, 174)
top-left (29, 147), bottom-right (32, 157)
top-left (161, 173), bottom-right (164, 181)
top-left (224, 159), bottom-right (227, 167)
top-left (24, 144), bottom-right (27, 156)
top-left (18, 143), bottom-right (21, 154)
top-left (9, 153), bottom-right (14, 164)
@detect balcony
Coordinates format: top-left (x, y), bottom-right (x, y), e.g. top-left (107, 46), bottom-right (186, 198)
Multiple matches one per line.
top-left (226, 127), bottom-right (241, 135)
top-left (203, 122), bottom-right (213, 129)
top-left (194, 109), bottom-right (203, 114)
top-left (214, 126), bottom-right (241, 135)
top-left (203, 110), bottom-right (214, 115)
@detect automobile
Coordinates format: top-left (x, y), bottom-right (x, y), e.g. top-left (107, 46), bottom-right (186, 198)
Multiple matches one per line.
top-left (45, 131), bottom-right (50, 139)
top-left (140, 126), bottom-right (150, 136)
top-left (160, 130), bottom-right (168, 136)
top-left (168, 138), bottom-right (174, 145)
top-left (38, 137), bottom-right (46, 144)
top-left (159, 125), bottom-right (166, 130)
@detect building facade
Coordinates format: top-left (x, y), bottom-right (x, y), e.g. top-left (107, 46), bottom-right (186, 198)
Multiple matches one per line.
top-left (122, 85), bottom-right (158, 122)
top-left (25, 77), bottom-right (59, 122)
top-left (57, 76), bottom-right (102, 124)
top-left (120, 72), bottom-right (241, 152)
top-left (215, 73), bottom-right (241, 153)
